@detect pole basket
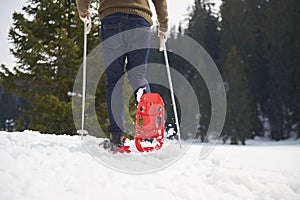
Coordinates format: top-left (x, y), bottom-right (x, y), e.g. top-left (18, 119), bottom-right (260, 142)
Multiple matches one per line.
top-left (135, 93), bottom-right (165, 152)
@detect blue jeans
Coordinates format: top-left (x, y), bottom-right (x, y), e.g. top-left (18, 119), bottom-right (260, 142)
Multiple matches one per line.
top-left (101, 13), bottom-right (151, 135)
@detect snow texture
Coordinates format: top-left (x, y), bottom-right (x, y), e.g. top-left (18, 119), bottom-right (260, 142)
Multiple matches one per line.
top-left (0, 130), bottom-right (300, 200)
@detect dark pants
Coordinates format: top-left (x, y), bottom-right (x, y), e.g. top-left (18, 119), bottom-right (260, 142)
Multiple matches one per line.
top-left (101, 13), bottom-right (151, 135)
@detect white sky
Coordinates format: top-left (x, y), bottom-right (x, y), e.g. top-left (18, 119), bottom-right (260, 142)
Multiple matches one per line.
top-left (0, 0), bottom-right (195, 70)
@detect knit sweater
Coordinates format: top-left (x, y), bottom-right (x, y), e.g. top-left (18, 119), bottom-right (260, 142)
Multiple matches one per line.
top-left (76, 0), bottom-right (168, 31)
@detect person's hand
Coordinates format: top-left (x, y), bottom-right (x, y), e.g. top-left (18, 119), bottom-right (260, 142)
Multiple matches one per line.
top-left (79, 11), bottom-right (92, 34)
top-left (158, 30), bottom-right (169, 51)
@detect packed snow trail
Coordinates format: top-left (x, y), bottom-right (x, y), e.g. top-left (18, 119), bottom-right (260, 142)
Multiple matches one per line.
top-left (0, 131), bottom-right (300, 200)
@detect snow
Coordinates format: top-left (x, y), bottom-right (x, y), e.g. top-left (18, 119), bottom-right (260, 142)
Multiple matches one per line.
top-left (0, 131), bottom-right (300, 200)
top-left (136, 87), bottom-right (147, 103)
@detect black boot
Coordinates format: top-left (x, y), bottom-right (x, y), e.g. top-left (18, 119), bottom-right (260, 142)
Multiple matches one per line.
top-left (110, 133), bottom-right (125, 152)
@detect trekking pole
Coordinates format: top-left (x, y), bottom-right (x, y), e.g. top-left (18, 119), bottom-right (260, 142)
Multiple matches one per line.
top-left (162, 45), bottom-right (182, 149)
top-left (77, 19), bottom-right (90, 136)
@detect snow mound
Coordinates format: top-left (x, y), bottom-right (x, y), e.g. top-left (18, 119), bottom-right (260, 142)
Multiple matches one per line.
top-left (0, 131), bottom-right (300, 200)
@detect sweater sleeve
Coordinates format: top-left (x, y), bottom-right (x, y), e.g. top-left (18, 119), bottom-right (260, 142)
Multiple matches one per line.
top-left (76, 0), bottom-right (91, 18)
top-left (152, 0), bottom-right (169, 31)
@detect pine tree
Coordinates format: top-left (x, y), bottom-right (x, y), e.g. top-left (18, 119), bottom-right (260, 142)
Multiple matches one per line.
top-left (203, 3), bottom-right (220, 63)
top-left (29, 94), bottom-right (74, 134)
top-left (262, 0), bottom-right (300, 140)
top-left (292, 1), bottom-right (300, 138)
top-left (219, 0), bottom-right (257, 143)
top-left (242, 0), bottom-right (268, 136)
top-left (0, 0), bottom-right (100, 134)
top-left (186, 0), bottom-right (220, 141)
top-left (0, 91), bottom-right (18, 130)
top-left (223, 46), bottom-right (253, 144)
top-left (187, 0), bottom-right (206, 45)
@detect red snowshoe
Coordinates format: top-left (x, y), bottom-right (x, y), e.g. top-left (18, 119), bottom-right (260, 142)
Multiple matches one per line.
top-left (135, 93), bottom-right (164, 152)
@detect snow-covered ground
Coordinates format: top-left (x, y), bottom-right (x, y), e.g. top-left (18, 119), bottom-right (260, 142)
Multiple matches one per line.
top-left (0, 131), bottom-right (300, 200)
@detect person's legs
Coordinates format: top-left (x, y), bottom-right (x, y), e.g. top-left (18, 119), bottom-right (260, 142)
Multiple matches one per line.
top-left (125, 15), bottom-right (151, 102)
top-left (105, 56), bottom-right (126, 135)
top-left (126, 49), bottom-right (151, 102)
top-left (101, 14), bottom-right (127, 139)
top-left (101, 13), bottom-right (152, 150)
